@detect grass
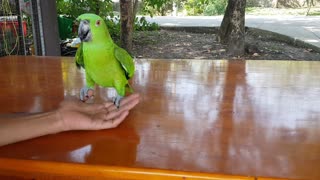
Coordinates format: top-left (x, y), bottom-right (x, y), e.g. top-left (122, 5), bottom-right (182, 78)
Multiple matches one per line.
top-left (246, 7), bottom-right (320, 16)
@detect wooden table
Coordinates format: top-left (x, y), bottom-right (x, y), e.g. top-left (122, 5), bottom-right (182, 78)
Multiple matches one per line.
top-left (0, 56), bottom-right (319, 180)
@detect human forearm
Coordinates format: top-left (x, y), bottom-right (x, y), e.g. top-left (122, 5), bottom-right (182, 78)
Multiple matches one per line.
top-left (0, 111), bottom-right (63, 146)
top-left (0, 94), bottom-right (140, 147)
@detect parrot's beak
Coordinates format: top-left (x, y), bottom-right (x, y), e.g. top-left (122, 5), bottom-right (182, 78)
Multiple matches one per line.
top-left (78, 19), bottom-right (91, 42)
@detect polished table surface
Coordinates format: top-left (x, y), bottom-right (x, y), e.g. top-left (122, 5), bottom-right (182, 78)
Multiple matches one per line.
top-left (0, 56), bottom-right (320, 180)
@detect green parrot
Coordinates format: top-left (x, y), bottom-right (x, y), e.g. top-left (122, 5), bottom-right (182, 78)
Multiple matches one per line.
top-left (75, 13), bottom-right (135, 108)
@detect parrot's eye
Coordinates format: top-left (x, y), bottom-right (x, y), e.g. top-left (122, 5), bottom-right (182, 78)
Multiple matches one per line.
top-left (95, 20), bottom-right (101, 27)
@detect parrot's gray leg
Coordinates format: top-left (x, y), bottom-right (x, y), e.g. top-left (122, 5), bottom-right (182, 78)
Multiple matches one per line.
top-left (80, 87), bottom-right (94, 102)
top-left (113, 95), bottom-right (123, 109)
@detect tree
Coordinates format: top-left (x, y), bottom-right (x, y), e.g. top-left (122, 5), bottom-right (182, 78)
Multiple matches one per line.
top-left (305, 0), bottom-right (315, 15)
top-left (217, 0), bottom-right (246, 57)
top-left (56, 0), bottom-right (113, 20)
top-left (272, 0), bottom-right (279, 8)
top-left (132, 0), bottom-right (139, 21)
top-left (120, 0), bottom-right (133, 53)
top-left (120, 0), bottom-right (169, 52)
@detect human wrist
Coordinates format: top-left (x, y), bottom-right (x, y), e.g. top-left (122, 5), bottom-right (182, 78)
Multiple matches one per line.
top-left (54, 110), bottom-right (69, 133)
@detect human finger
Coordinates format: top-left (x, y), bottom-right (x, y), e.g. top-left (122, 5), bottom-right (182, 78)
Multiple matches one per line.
top-left (122, 93), bottom-right (140, 104)
top-left (108, 97), bottom-right (139, 115)
top-left (101, 111), bottom-right (129, 129)
top-left (107, 93), bottom-right (140, 111)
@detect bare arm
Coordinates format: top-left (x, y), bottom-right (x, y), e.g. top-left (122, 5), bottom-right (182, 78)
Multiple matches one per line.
top-left (0, 93), bottom-right (140, 146)
top-left (0, 111), bottom-right (62, 146)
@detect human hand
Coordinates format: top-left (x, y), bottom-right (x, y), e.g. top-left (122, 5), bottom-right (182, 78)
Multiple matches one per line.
top-left (56, 93), bottom-right (140, 131)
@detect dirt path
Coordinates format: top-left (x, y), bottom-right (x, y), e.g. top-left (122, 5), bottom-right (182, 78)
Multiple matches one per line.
top-left (132, 30), bottom-right (320, 60)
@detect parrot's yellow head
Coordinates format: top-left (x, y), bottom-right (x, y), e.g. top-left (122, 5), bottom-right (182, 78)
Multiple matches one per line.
top-left (76, 13), bottom-right (111, 42)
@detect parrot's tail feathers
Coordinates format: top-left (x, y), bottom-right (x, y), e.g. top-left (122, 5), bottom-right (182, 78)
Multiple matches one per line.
top-left (126, 84), bottom-right (134, 93)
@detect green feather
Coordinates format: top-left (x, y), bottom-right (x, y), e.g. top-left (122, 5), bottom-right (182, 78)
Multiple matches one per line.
top-left (114, 45), bottom-right (135, 79)
top-left (75, 43), bottom-right (84, 69)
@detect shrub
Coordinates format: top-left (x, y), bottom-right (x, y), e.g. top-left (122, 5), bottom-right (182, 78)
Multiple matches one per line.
top-left (204, 0), bottom-right (227, 15)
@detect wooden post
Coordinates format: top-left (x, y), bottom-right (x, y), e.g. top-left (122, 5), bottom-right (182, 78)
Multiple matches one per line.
top-left (30, 0), bottom-right (60, 56)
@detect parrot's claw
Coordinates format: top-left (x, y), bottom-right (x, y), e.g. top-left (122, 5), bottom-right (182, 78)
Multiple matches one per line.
top-left (113, 95), bottom-right (123, 109)
top-left (80, 87), bottom-right (94, 102)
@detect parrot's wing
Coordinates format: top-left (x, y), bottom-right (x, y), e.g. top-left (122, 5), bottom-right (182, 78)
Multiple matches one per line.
top-left (114, 45), bottom-right (135, 79)
top-left (75, 43), bottom-right (85, 69)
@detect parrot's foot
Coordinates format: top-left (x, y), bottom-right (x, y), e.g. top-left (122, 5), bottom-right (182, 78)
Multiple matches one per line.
top-left (113, 95), bottom-right (123, 109)
top-left (80, 87), bottom-right (94, 102)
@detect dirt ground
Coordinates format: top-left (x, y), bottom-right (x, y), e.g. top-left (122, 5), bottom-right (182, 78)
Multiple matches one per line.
top-left (132, 29), bottom-right (320, 60)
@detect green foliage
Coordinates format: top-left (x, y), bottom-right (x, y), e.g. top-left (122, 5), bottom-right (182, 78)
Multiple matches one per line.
top-left (105, 16), bottom-right (120, 40)
top-left (184, 0), bottom-right (208, 15)
top-left (141, 0), bottom-right (170, 16)
top-left (134, 16), bottom-right (160, 31)
top-left (308, 11), bottom-right (320, 16)
top-left (140, 0), bottom-right (186, 16)
top-left (56, 0), bottom-right (159, 41)
top-left (56, 0), bottom-right (113, 20)
top-left (204, 0), bottom-right (227, 15)
top-left (185, 0), bottom-right (227, 15)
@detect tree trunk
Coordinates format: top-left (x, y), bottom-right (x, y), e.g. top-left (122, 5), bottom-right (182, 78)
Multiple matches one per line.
top-left (120, 0), bottom-right (133, 53)
top-left (217, 0), bottom-right (246, 57)
top-left (132, 0), bottom-right (139, 22)
top-left (273, 0), bottom-right (279, 8)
